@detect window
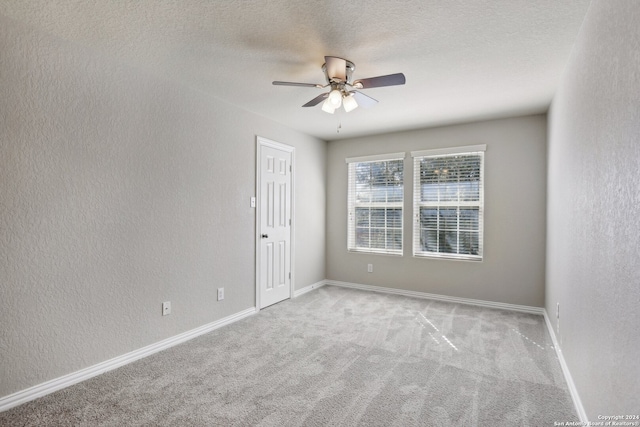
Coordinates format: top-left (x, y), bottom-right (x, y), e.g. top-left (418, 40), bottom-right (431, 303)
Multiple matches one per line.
top-left (346, 153), bottom-right (405, 255)
top-left (411, 145), bottom-right (485, 260)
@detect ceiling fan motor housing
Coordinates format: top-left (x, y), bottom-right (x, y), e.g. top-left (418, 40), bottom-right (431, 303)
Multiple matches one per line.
top-left (322, 57), bottom-right (355, 84)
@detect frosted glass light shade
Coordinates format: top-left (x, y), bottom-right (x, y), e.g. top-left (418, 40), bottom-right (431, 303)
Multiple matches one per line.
top-left (322, 99), bottom-right (335, 114)
top-left (328, 89), bottom-right (342, 108)
top-left (343, 94), bottom-right (358, 112)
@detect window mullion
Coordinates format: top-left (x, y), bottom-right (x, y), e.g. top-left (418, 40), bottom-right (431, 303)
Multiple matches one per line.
top-left (457, 170), bottom-right (460, 255)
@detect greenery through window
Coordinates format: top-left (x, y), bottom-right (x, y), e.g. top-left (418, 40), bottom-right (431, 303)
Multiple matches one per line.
top-left (412, 146), bottom-right (485, 260)
top-left (347, 153), bottom-right (404, 255)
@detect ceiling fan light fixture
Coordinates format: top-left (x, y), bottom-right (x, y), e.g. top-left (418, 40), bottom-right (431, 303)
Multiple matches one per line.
top-left (343, 94), bottom-right (358, 112)
top-left (321, 99), bottom-right (336, 114)
top-left (328, 89), bottom-right (342, 108)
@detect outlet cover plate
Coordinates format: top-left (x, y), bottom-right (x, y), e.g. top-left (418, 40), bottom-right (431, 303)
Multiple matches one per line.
top-left (162, 301), bottom-right (171, 316)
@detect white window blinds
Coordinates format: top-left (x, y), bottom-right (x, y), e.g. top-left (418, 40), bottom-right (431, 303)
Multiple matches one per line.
top-left (411, 145), bottom-right (485, 260)
top-left (346, 153), bottom-right (405, 255)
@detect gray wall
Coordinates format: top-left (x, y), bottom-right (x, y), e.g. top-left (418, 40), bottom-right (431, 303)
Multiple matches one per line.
top-left (0, 15), bottom-right (326, 398)
top-left (546, 0), bottom-right (640, 418)
top-left (327, 115), bottom-right (547, 307)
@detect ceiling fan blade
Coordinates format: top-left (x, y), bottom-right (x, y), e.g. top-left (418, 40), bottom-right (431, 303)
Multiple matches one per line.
top-left (324, 56), bottom-right (347, 81)
top-left (352, 91), bottom-right (378, 108)
top-left (302, 93), bottom-right (329, 107)
top-left (353, 73), bottom-right (406, 89)
top-left (271, 81), bottom-right (324, 88)
top-left (273, 81), bottom-right (323, 88)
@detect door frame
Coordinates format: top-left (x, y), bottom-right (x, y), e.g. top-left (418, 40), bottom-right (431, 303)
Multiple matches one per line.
top-left (255, 136), bottom-right (295, 311)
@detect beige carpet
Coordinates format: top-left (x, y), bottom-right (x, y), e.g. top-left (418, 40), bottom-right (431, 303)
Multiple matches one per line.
top-left (0, 285), bottom-right (577, 426)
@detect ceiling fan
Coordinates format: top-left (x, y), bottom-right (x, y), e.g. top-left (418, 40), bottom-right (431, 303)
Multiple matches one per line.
top-left (272, 56), bottom-right (406, 114)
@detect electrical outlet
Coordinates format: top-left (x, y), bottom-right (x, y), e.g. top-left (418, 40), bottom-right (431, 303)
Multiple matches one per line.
top-left (250, 197), bottom-right (256, 208)
top-left (162, 301), bottom-right (171, 316)
top-left (556, 303), bottom-right (560, 319)
top-left (367, 264), bottom-right (373, 273)
top-left (217, 287), bottom-right (224, 301)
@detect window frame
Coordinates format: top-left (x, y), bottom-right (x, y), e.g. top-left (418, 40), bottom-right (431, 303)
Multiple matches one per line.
top-left (411, 145), bottom-right (486, 261)
top-left (346, 152), bottom-right (405, 256)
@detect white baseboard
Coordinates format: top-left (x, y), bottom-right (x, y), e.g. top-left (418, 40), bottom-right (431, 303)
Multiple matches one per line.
top-left (543, 310), bottom-right (588, 423)
top-left (325, 280), bottom-right (544, 315)
top-left (1, 283), bottom-right (584, 422)
top-left (293, 280), bottom-right (326, 298)
top-left (0, 307), bottom-right (257, 413)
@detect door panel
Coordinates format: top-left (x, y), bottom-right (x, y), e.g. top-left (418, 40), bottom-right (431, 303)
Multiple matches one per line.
top-left (259, 143), bottom-right (292, 308)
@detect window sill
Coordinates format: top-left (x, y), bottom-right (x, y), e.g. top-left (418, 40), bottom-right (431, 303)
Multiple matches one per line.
top-left (348, 249), bottom-right (403, 257)
top-left (413, 253), bottom-right (482, 262)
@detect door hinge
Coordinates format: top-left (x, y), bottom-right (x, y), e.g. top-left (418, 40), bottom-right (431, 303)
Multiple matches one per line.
top-left (289, 165), bottom-right (292, 172)
top-left (289, 218), bottom-right (291, 225)
top-left (289, 272), bottom-right (291, 279)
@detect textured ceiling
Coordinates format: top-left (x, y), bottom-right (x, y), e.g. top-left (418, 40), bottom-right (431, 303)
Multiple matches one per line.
top-left (0, 0), bottom-right (592, 141)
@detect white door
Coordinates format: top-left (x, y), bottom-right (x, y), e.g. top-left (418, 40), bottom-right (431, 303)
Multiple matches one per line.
top-left (257, 139), bottom-right (293, 309)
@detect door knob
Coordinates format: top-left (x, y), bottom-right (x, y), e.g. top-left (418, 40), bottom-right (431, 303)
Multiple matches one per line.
top-left (261, 234), bottom-right (269, 238)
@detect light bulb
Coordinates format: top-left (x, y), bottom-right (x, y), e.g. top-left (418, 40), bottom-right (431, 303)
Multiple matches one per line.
top-left (328, 89), bottom-right (342, 108)
top-left (343, 94), bottom-right (358, 112)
